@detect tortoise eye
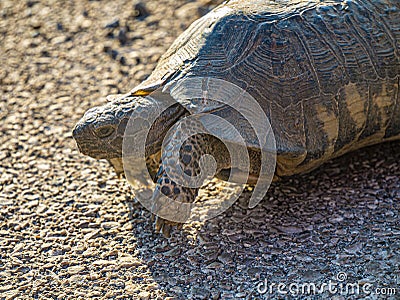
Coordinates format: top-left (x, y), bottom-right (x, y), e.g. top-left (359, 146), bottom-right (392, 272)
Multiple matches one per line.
top-left (95, 125), bottom-right (114, 138)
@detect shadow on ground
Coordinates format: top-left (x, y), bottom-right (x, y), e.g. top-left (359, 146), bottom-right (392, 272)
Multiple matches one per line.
top-left (127, 141), bottom-right (400, 299)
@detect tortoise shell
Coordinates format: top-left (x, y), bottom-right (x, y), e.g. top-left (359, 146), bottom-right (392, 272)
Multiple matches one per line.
top-left (130, 0), bottom-right (400, 177)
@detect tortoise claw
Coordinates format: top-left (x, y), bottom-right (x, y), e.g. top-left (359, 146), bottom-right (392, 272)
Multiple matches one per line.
top-left (154, 216), bottom-right (164, 232)
top-left (161, 223), bottom-right (172, 238)
top-left (154, 216), bottom-right (182, 238)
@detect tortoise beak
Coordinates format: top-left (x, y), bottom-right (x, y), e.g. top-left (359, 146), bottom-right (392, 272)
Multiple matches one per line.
top-left (72, 124), bottom-right (89, 156)
top-left (108, 158), bottom-right (125, 177)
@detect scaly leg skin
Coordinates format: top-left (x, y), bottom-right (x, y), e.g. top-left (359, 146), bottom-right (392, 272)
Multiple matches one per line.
top-left (151, 133), bottom-right (230, 237)
top-left (145, 152), bottom-right (161, 181)
top-left (153, 168), bottom-right (199, 237)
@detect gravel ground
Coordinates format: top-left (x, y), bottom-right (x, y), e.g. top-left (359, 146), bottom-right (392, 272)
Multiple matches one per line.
top-left (1, 0), bottom-right (399, 299)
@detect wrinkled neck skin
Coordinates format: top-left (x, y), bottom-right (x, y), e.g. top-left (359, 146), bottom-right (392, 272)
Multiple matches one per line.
top-left (113, 103), bottom-right (189, 176)
top-left (145, 103), bottom-right (189, 156)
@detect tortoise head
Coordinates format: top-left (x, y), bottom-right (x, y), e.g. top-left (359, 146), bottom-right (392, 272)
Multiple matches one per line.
top-left (72, 94), bottom-right (187, 172)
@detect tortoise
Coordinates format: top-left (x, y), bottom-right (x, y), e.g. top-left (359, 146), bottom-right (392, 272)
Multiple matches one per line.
top-left (73, 0), bottom-right (400, 236)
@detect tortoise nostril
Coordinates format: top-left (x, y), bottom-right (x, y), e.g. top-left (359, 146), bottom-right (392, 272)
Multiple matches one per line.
top-left (72, 124), bottom-right (83, 138)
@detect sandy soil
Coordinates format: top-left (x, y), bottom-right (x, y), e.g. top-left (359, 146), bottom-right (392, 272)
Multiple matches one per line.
top-left (1, 0), bottom-right (399, 299)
